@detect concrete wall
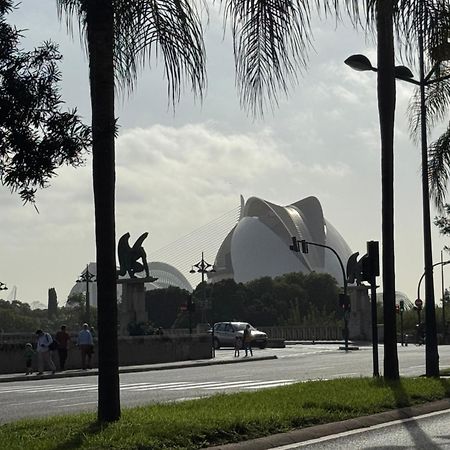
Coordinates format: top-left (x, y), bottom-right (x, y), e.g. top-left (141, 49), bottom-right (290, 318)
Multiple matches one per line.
top-left (0, 334), bottom-right (212, 374)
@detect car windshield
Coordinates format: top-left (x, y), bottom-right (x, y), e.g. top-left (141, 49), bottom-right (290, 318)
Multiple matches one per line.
top-left (234, 323), bottom-right (255, 331)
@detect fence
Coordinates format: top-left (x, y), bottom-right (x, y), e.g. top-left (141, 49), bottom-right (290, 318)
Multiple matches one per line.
top-left (259, 326), bottom-right (342, 341)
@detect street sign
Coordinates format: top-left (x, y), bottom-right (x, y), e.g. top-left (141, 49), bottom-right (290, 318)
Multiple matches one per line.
top-left (415, 298), bottom-right (423, 308)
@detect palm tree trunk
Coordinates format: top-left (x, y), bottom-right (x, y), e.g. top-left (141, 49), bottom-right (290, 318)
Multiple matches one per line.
top-left (377, 0), bottom-right (399, 380)
top-left (86, 0), bottom-right (121, 421)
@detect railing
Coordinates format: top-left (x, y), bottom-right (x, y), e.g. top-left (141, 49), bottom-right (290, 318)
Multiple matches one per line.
top-left (259, 326), bottom-right (342, 341)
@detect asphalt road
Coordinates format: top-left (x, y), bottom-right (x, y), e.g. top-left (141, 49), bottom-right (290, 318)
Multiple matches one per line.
top-left (2, 343), bottom-right (450, 424)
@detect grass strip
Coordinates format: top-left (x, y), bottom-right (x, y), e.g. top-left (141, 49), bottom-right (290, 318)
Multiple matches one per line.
top-left (1, 376), bottom-right (450, 450)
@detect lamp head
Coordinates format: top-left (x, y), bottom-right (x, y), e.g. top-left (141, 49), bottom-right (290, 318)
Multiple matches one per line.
top-left (394, 65), bottom-right (414, 80)
top-left (344, 54), bottom-right (374, 72)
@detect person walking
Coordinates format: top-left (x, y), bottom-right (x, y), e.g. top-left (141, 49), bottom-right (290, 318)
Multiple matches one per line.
top-left (55, 325), bottom-right (71, 371)
top-left (243, 324), bottom-right (253, 357)
top-left (77, 323), bottom-right (94, 370)
top-left (35, 329), bottom-right (56, 374)
top-left (234, 335), bottom-right (242, 357)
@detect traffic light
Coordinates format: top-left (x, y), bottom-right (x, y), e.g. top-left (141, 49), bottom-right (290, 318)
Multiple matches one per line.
top-left (361, 241), bottom-right (380, 282)
top-left (300, 240), bottom-right (309, 254)
top-left (395, 304), bottom-right (400, 314)
top-left (290, 236), bottom-right (299, 252)
top-left (339, 293), bottom-right (351, 312)
top-left (399, 300), bottom-right (404, 312)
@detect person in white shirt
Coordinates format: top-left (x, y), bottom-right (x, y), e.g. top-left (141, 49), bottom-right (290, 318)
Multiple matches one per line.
top-left (77, 323), bottom-right (94, 370)
top-left (35, 329), bottom-right (56, 374)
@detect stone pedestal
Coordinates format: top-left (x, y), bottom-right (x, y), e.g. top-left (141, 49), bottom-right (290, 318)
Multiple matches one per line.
top-left (348, 285), bottom-right (371, 340)
top-left (118, 277), bottom-right (157, 335)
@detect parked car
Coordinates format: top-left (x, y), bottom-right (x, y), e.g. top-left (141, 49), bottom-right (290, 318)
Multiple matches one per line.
top-left (212, 322), bottom-right (268, 349)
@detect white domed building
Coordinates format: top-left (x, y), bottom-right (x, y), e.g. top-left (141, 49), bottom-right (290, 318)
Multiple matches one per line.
top-left (209, 196), bottom-right (353, 286)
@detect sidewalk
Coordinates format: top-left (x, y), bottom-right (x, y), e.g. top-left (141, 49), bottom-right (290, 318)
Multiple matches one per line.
top-left (0, 353), bottom-right (278, 383)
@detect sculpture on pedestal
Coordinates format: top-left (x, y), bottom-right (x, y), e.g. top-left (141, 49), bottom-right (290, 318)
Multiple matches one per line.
top-left (117, 232), bottom-right (150, 278)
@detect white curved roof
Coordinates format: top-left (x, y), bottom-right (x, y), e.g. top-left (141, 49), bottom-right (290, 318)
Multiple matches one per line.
top-left (209, 195), bottom-right (352, 286)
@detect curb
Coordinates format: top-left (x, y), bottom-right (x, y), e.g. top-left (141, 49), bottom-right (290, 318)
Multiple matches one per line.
top-left (207, 398), bottom-right (450, 449)
top-left (0, 355), bottom-right (278, 383)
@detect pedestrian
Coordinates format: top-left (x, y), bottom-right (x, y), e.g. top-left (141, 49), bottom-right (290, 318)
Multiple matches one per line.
top-left (77, 323), bottom-right (94, 370)
top-left (243, 324), bottom-right (253, 357)
top-left (234, 335), bottom-right (242, 357)
top-left (24, 343), bottom-right (35, 375)
top-left (35, 329), bottom-right (56, 374)
top-left (55, 325), bottom-right (71, 371)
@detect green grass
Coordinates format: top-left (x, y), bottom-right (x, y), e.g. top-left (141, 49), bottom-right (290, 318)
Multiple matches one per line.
top-left (2, 377), bottom-right (450, 450)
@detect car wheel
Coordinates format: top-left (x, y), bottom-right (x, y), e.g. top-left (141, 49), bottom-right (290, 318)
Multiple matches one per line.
top-left (213, 338), bottom-right (220, 349)
top-left (258, 342), bottom-right (267, 349)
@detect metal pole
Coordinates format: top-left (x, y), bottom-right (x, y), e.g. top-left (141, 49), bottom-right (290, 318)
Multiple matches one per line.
top-left (304, 241), bottom-right (349, 350)
top-left (418, 21), bottom-right (439, 377)
top-left (370, 277), bottom-right (379, 376)
top-left (85, 264), bottom-right (90, 324)
top-left (442, 250), bottom-right (446, 343)
top-left (400, 309), bottom-right (404, 346)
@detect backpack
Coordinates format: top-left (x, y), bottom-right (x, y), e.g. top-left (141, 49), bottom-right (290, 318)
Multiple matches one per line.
top-left (46, 333), bottom-right (58, 351)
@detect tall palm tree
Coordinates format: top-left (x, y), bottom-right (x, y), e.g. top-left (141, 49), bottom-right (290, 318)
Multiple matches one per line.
top-left (57, 0), bottom-right (207, 422)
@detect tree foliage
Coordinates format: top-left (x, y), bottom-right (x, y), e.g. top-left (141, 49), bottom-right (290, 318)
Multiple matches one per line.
top-left (147, 272), bottom-right (340, 329)
top-left (0, 0), bottom-right (91, 203)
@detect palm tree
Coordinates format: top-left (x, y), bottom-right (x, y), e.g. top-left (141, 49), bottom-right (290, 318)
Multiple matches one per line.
top-left (57, 0), bottom-right (446, 421)
top-left (56, 0), bottom-right (207, 422)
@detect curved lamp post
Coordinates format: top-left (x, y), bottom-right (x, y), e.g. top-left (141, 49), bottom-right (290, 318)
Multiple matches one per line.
top-left (289, 237), bottom-right (350, 351)
top-left (76, 265), bottom-right (96, 324)
top-left (345, 47), bottom-right (450, 377)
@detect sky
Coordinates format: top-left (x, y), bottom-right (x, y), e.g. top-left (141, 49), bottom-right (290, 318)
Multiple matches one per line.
top-left (0, 1), bottom-right (448, 307)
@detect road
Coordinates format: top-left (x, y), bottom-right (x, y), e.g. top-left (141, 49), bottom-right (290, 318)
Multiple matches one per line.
top-left (2, 343), bottom-right (450, 424)
top-left (269, 409), bottom-right (450, 449)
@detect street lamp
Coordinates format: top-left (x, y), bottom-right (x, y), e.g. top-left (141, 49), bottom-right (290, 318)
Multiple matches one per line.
top-left (190, 252), bottom-right (216, 354)
top-left (289, 237), bottom-right (351, 352)
top-left (441, 250), bottom-right (448, 342)
top-left (346, 45), bottom-right (450, 377)
top-left (76, 264), bottom-right (96, 324)
top-left (190, 252), bottom-right (216, 323)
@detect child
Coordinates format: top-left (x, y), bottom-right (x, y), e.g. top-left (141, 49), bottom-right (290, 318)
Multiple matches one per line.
top-left (24, 343), bottom-right (35, 375)
top-left (234, 336), bottom-right (242, 357)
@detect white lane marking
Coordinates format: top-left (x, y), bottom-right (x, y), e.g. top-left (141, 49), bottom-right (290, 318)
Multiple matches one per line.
top-left (206, 380), bottom-right (294, 390)
top-left (165, 380), bottom-right (261, 391)
top-left (243, 381), bottom-right (296, 389)
top-left (55, 401), bottom-right (97, 408)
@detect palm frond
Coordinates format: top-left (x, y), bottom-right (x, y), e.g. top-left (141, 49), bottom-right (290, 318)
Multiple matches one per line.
top-left (57, 0), bottom-right (207, 105)
top-left (394, 0), bottom-right (450, 66)
top-left (428, 123), bottom-right (450, 210)
top-left (113, 0), bottom-right (206, 105)
top-left (408, 77), bottom-right (450, 143)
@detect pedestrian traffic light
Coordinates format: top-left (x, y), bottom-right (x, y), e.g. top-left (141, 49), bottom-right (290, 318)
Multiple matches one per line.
top-left (339, 293), bottom-right (351, 312)
top-left (396, 304), bottom-right (400, 314)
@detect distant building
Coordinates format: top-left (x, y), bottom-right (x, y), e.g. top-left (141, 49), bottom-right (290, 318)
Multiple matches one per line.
top-left (209, 196), bottom-right (352, 286)
top-left (68, 261), bottom-right (192, 307)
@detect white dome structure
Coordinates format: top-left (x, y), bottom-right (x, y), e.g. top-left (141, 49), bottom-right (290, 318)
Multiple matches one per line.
top-left (209, 196), bottom-right (352, 286)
